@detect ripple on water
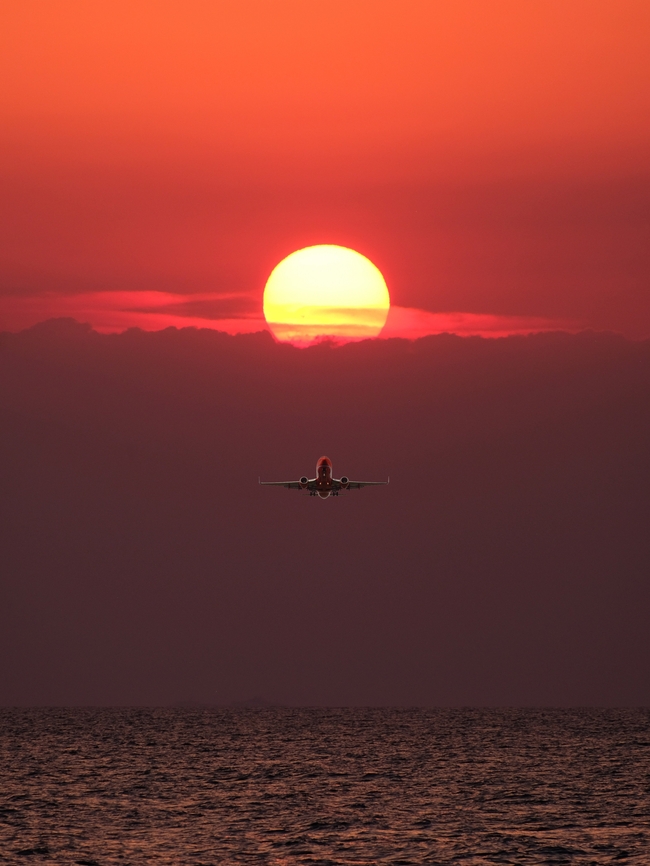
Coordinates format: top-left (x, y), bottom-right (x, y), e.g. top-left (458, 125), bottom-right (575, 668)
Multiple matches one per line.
top-left (0, 708), bottom-right (649, 864)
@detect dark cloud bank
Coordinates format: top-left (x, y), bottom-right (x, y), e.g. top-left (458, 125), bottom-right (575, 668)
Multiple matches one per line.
top-left (1, 320), bottom-right (649, 707)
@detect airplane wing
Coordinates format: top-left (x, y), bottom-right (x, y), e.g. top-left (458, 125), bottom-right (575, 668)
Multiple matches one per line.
top-left (332, 477), bottom-right (390, 490)
top-left (259, 478), bottom-right (315, 489)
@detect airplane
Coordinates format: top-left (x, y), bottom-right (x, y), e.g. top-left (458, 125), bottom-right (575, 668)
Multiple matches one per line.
top-left (259, 455), bottom-right (389, 499)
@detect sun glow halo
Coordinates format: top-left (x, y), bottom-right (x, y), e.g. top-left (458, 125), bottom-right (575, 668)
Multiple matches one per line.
top-left (263, 245), bottom-right (390, 345)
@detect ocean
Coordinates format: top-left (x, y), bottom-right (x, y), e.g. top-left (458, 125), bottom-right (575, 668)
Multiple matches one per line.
top-left (1, 708), bottom-right (648, 864)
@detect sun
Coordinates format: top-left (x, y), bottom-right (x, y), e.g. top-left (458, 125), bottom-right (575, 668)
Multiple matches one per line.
top-left (263, 245), bottom-right (390, 345)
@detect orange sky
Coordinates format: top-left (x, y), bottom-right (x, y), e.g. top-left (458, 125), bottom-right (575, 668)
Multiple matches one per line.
top-left (1, 0), bottom-right (649, 336)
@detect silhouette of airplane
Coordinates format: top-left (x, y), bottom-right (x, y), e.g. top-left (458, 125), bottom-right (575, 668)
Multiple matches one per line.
top-left (260, 455), bottom-right (389, 499)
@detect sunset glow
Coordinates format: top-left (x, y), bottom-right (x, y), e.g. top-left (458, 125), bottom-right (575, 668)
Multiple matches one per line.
top-left (263, 246), bottom-right (390, 345)
top-left (1, 2), bottom-right (648, 339)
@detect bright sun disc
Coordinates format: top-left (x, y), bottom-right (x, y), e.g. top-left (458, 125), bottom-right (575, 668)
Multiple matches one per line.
top-left (263, 245), bottom-right (390, 345)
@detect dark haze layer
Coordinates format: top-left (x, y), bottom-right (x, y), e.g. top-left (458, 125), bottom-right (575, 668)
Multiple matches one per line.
top-left (1, 321), bottom-right (649, 706)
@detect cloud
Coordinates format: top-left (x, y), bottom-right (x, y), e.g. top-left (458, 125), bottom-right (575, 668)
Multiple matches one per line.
top-left (381, 306), bottom-right (579, 340)
top-left (0, 291), bottom-right (577, 341)
top-left (0, 290), bottom-right (266, 335)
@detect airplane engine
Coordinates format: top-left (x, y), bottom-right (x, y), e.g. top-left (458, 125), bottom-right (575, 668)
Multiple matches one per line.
top-left (300, 476), bottom-right (309, 489)
top-left (340, 476), bottom-right (350, 489)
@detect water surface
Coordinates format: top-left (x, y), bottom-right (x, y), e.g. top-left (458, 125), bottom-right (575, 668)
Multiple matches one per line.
top-left (1, 708), bottom-right (648, 864)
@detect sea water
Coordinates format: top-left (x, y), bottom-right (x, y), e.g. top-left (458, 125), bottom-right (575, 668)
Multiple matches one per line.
top-left (1, 708), bottom-right (648, 864)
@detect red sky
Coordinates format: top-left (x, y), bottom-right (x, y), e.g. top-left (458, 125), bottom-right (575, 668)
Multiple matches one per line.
top-left (1, 1), bottom-right (649, 336)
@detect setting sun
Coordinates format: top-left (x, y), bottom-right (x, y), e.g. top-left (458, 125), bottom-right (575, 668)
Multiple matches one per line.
top-left (263, 245), bottom-right (390, 345)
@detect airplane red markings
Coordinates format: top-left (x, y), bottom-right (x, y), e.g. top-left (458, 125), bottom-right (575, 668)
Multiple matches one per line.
top-left (260, 457), bottom-right (389, 498)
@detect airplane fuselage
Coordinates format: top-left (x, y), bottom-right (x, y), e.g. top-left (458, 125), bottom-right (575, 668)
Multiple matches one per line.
top-left (314, 456), bottom-right (334, 498)
top-left (300, 456), bottom-right (349, 498)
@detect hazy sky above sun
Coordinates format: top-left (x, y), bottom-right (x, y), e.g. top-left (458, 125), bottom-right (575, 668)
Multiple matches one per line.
top-left (0, 0), bottom-right (649, 337)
